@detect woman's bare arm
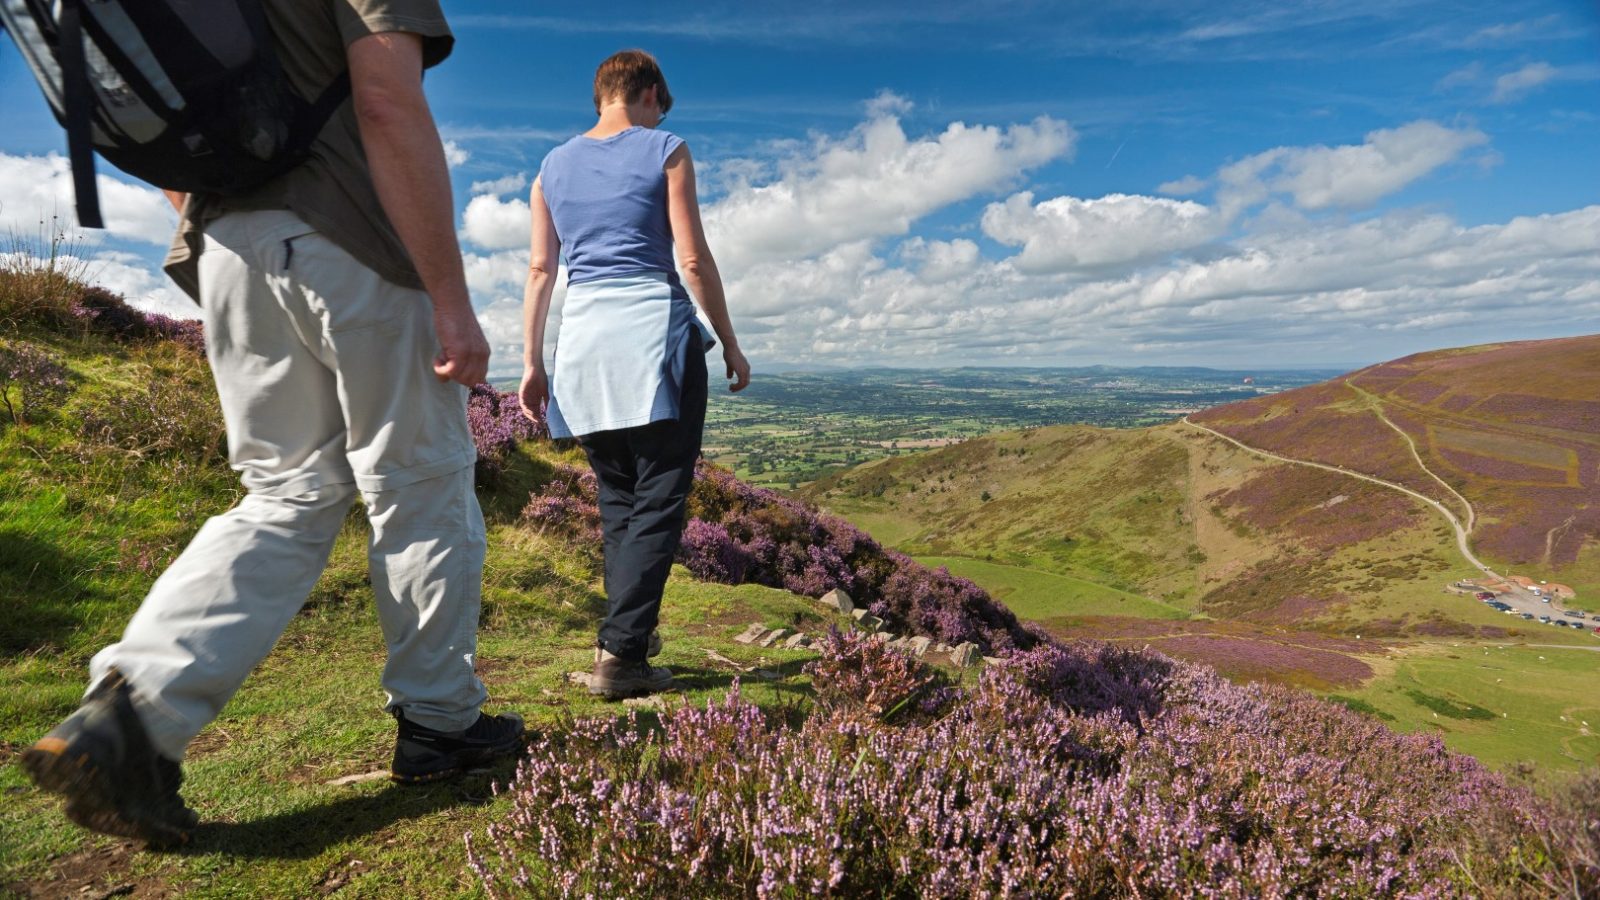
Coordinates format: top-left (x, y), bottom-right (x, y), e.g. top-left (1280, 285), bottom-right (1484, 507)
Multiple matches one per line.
top-left (665, 143), bottom-right (749, 392)
top-left (519, 176), bottom-right (561, 420)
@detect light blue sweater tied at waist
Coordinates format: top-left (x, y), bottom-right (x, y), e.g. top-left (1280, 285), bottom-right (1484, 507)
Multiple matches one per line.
top-left (545, 271), bottom-right (715, 440)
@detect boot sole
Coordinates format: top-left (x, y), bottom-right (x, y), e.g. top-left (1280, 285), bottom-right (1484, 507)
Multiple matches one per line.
top-left (22, 738), bottom-right (190, 848)
top-left (390, 735), bottom-right (526, 785)
top-left (588, 679), bottom-right (676, 701)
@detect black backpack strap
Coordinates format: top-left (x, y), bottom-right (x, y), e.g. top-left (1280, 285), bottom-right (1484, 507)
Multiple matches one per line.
top-left (292, 69), bottom-right (351, 148)
top-left (57, 0), bottom-right (104, 229)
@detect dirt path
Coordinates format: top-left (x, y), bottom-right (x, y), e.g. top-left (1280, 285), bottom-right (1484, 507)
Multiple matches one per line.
top-left (1182, 417), bottom-right (1489, 575)
top-left (1345, 381), bottom-right (1476, 532)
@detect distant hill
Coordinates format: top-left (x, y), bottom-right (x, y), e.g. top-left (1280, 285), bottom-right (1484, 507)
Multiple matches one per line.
top-left (1193, 335), bottom-right (1600, 599)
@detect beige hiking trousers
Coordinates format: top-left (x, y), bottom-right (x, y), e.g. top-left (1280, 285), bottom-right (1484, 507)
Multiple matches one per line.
top-left (90, 209), bottom-right (486, 760)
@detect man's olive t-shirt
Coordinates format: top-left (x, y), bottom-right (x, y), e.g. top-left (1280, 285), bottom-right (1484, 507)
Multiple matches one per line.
top-left (162, 0), bottom-right (453, 301)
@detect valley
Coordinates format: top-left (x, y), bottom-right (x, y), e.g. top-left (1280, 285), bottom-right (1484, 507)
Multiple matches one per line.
top-left (803, 335), bottom-right (1600, 772)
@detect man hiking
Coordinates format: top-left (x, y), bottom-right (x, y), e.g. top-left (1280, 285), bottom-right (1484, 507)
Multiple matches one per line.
top-left (21, 0), bottom-right (524, 847)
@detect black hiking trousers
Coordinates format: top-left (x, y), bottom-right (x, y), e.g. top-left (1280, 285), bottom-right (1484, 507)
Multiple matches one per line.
top-left (577, 332), bottom-right (708, 662)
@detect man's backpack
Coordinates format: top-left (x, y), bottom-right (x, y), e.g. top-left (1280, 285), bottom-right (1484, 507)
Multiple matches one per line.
top-left (0, 0), bottom-right (349, 229)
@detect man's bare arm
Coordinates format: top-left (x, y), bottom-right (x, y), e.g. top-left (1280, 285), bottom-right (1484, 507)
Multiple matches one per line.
top-left (347, 31), bottom-right (488, 386)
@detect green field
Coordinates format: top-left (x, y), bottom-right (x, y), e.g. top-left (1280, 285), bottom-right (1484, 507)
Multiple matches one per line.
top-left (695, 366), bottom-right (1334, 489)
top-left (1328, 643), bottom-right (1600, 774)
top-left (916, 555), bottom-right (1191, 621)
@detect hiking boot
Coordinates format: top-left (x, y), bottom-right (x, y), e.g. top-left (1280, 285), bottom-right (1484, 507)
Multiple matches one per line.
top-left (647, 629), bottom-right (662, 659)
top-left (590, 648), bottom-right (675, 700)
top-left (390, 710), bottom-right (526, 784)
top-left (22, 669), bottom-right (196, 847)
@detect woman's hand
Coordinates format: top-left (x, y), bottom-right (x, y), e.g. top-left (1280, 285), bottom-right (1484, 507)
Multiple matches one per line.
top-left (518, 365), bottom-right (549, 421)
top-left (723, 344), bottom-right (751, 392)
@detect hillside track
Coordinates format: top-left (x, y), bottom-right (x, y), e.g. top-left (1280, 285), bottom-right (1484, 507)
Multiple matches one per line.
top-left (1182, 417), bottom-right (1596, 624)
top-left (1183, 417), bottom-right (1491, 579)
top-left (1345, 381), bottom-right (1477, 533)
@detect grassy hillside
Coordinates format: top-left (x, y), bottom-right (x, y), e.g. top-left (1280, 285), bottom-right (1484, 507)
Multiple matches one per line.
top-left (3, 268), bottom-right (1596, 896)
top-left (1194, 334), bottom-right (1600, 602)
top-left (803, 359), bottom-right (1600, 773)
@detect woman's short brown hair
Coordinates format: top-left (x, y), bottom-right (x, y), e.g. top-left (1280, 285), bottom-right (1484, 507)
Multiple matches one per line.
top-left (593, 50), bottom-right (673, 115)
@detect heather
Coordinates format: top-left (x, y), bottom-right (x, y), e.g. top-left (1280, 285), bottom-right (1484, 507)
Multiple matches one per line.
top-left (467, 630), bottom-right (1576, 898)
top-left (523, 455), bottom-right (1034, 652)
top-left (3, 268), bottom-right (1597, 896)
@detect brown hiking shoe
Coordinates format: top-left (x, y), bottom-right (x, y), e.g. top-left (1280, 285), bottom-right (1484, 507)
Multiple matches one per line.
top-left (22, 669), bottom-right (196, 847)
top-left (590, 648), bottom-right (674, 700)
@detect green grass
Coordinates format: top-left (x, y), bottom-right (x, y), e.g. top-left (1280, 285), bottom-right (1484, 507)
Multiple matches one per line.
top-left (1323, 643), bottom-right (1600, 772)
top-left (0, 307), bottom-right (848, 895)
top-left (0, 493), bottom-right (845, 896)
top-left (915, 555), bottom-right (1191, 621)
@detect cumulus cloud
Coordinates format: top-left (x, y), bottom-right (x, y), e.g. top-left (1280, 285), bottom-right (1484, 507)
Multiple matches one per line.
top-left (1157, 174), bottom-right (1207, 196)
top-left (443, 140), bottom-right (471, 167)
top-left (469, 172), bottom-right (529, 196)
top-left (701, 106), bottom-right (1074, 270)
top-left (460, 193), bottom-right (532, 250)
top-left (981, 191), bottom-right (1225, 273)
top-left (714, 204), bottom-right (1600, 367)
top-left (1216, 121), bottom-right (1488, 214)
top-left (0, 152), bottom-right (175, 245)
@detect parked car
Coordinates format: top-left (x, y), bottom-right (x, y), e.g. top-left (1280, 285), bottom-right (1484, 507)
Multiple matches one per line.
top-left (1475, 591), bottom-right (1495, 601)
top-left (1538, 616), bottom-right (1552, 624)
top-left (1568, 612), bottom-right (1587, 620)
top-left (1557, 620), bottom-right (1574, 628)
top-left (1520, 613), bottom-right (1535, 620)
top-left (1542, 597), bottom-right (1552, 603)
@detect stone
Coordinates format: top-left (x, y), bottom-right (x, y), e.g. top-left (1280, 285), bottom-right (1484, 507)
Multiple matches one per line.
top-left (870, 631), bottom-right (894, 644)
top-left (565, 671), bottom-right (593, 687)
top-left (735, 623), bottom-right (769, 644)
top-left (983, 656), bottom-right (1003, 666)
top-left (759, 627), bottom-right (792, 648)
top-left (783, 632), bottom-right (810, 649)
top-left (851, 612), bottom-right (884, 632)
top-left (819, 588), bottom-right (855, 614)
top-left (951, 642), bottom-right (980, 667)
top-left (935, 642), bottom-right (952, 653)
top-left (909, 636), bottom-right (932, 657)
top-left (623, 695), bottom-right (668, 710)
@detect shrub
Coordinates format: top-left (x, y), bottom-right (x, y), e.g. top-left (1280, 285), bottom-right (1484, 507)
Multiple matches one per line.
top-left (468, 384), bottom-right (542, 481)
top-left (0, 339), bottom-right (71, 426)
top-left (467, 636), bottom-right (1541, 898)
top-left (78, 381), bottom-right (224, 462)
top-left (678, 459), bottom-right (1031, 652)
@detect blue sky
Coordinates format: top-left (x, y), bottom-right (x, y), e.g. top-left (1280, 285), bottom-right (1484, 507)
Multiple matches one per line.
top-left (2, 0), bottom-right (1597, 373)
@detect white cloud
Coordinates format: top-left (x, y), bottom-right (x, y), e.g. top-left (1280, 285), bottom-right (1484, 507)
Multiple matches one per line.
top-left (443, 140), bottom-right (471, 167)
top-left (460, 193), bottom-right (531, 250)
top-left (981, 191), bottom-right (1225, 273)
top-left (1490, 62), bottom-right (1558, 103)
top-left (0, 152), bottom-right (175, 245)
top-left (1216, 121), bottom-right (1488, 214)
top-left (701, 107), bottom-right (1074, 270)
top-left (470, 172), bottom-right (529, 196)
top-left (1157, 174), bottom-right (1207, 196)
top-left (85, 252), bottom-right (197, 319)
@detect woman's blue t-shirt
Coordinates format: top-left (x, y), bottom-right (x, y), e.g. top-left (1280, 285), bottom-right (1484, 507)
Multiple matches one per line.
top-left (538, 126), bottom-right (685, 291)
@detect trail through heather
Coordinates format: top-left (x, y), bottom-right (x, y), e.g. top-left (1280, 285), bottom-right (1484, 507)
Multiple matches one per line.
top-left (1346, 381), bottom-right (1477, 533)
top-left (1182, 416), bottom-right (1490, 580)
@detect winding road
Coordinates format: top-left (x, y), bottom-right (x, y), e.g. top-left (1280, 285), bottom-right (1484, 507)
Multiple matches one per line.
top-left (1181, 416), bottom-right (1588, 626)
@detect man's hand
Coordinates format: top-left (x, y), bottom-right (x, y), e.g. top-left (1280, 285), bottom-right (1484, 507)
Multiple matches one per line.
top-left (518, 364), bottom-right (548, 422)
top-left (432, 304), bottom-right (490, 385)
top-left (723, 345), bottom-right (751, 392)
